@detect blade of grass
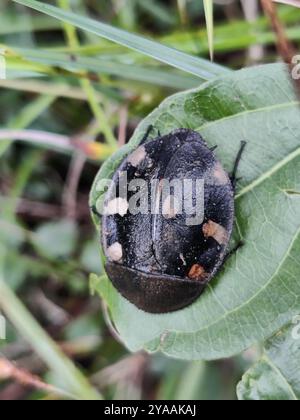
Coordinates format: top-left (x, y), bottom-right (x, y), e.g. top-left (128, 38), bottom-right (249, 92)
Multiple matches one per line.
top-left (137, 0), bottom-right (177, 26)
top-left (0, 14), bottom-right (61, 35)
top-left (12, 0), bottom-right (229, 79)
top-left (0, 79), bottom-right (122, 102)
top-left (160, 18), bottom-right (300, 57)
top-left (49, 6), bottom-right (300, 58)
top-left (1, 150), bottom-right (42, 220)
top-left (203, 0), bottom-right (214, 61)
top-left (3, 49), bottom-right (131, 94)
top-left (56, 0), bottom-right (117, 148)
top-left (0, 272), bottom-right (101, 400)
top-left (112, 0), bottom-right (137, 31)
top-left (273, 0), bottom-right (300, 7)
top-left (177, 0), bottom-right (188, 25)
top-left (0, 95), bottom-right (55, 157)
top-left (8, 46), bottom-right (202, 89)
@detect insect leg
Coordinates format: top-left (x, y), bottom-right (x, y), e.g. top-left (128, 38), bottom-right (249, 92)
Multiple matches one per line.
top-left (90, 205), bottom-right (102, 219)
top-left (231, 141), bottom-right (247, 190)
top-left (141, 125), bottom-right (154, 144)
top-left (213, 241), bottom-right (244, 277)
top-left (224, 241), bottom-right (244, 263)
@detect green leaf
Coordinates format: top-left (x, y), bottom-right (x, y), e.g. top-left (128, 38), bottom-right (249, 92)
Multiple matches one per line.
top-left (203, 0), bottom-right (214, 61)
top-left (237, 322), bottom-right (300, 400)
top-left (11, 46), bottom-right (204, 89)
top-left (172, 362), bottom-right (206, 400)
top-left (32, 219), bottom-right (78, 260)
top-left (0, 13), bottom-right (61, 35)
top-left (3, 254), bottom-right (29, 291)
top-left (80, 238), bottom-right (103, 275)
top-left (12, 0), bottom-right (229, 80)
top-left (90, 63), bottom-right (300, 360)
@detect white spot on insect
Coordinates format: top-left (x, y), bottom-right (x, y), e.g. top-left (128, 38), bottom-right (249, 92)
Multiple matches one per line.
top-left (104, 197), bottom-right (129, 217)
top-left (127, 146), bottom-right (146, 167)
top-left (106, 242), bottom-right (123, 262)
top-left (213, 162), bottom-right (229, 185)
top-left (202, 220), bottom-right (228, 245)
top-left (162, 195), bottom-right (180, 219)
top-left (147, 160), bottom-right (153, 169)
top-left (179, 253), bottom-right (187, 266)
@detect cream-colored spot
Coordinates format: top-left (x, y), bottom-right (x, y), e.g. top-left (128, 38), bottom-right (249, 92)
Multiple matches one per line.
top-left (106, 242), bottom-right (123, 262)
top-left (162, 195), bottom-right (180, 219)
top-left (213, 162), bottom-right (229, 185)
top-left (179, 253), bottom-right (187, 266)
top-left (104, 197), bottom-right (129, 217)
top-left (128, 146), bottom-right (146, 167)
top-left (188, 264), bottom-right (208, 281)
top-left (202, 220), bottom-right (228, 245)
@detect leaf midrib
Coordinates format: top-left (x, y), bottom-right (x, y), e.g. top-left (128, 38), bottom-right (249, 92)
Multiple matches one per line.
top-left (236, 146), bottom-right (300, 200)
top-left (195, 100), bottom-right (299, 133)
top-left (149, 98), bottom-right (300, 350)
top-left (190, 100), bottom-right (300, 200)
top-left (132, 98), bottom-right (300, 343)
top-left (160, 215), bottom-right (300, 346)
top-left (263, 354), bottom-right (298, 400)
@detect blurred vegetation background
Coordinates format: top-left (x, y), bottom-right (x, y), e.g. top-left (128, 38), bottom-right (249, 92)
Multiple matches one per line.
top-left (0, 0), bottom-right (298, 400)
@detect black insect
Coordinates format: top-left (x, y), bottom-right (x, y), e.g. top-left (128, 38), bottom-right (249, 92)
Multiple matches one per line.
top-left (100, 128), bottom-right (246, 313)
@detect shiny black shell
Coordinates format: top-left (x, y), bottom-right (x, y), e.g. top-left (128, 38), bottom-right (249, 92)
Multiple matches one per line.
top-left (102, 129), bottom-right (234, 313)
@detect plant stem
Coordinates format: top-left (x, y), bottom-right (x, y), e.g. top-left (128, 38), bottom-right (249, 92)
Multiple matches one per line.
top-left (57, 0), bottom-right (117, 148)
top-left (0, 129), bottom-right (114, 160)
top-left (0, 95), bottom-right (55, 157)
top-left (0, 268), bottom-right (102, 400)
top-left (0, 357), bottom-right (77, 400)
